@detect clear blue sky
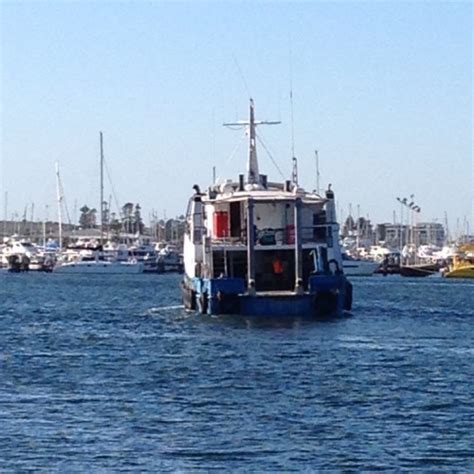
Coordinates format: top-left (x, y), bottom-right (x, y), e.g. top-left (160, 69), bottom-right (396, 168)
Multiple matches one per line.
top-left (1, 1), bottom-right (472, 232)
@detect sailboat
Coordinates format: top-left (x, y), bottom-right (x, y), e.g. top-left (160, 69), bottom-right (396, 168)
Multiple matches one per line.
top-left (180, 99), bottom-right (352, 317)
top-left (54, 132), bottom-right (144, 274)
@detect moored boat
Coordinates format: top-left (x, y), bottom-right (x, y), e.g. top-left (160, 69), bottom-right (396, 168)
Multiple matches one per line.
top-left (399, 263), bottom-right (440, 277)
top-left (443, 245), bottom-right (474, 278)
top-left (54, 259), bottom-right (144, 274)
top-left (54, 245), bottom-right (144, 274)
top-left (342, 254), bottom-right (379, 276)
top-left (181, 99), bottom-right (352, 317)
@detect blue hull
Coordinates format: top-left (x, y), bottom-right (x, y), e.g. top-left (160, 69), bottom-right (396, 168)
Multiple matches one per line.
top-left (182, 275), bottom-right (352, 317)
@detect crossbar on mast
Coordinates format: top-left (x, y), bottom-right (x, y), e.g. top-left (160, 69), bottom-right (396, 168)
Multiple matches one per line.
top-left (223, 99), bottom-right (280, 187)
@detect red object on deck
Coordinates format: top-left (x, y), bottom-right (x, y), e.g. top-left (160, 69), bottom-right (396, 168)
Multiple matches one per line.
top-left (214, 211), bottom-right (229, 238)
top-left (285, 224), bottom-right (295, 244)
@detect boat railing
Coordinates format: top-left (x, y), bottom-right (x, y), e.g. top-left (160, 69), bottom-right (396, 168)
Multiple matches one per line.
top-left (205, 224), bottom-right (332, 246)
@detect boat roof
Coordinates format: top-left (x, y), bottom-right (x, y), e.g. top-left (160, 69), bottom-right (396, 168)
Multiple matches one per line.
top-left (203, 189), bottom-right (327, 205)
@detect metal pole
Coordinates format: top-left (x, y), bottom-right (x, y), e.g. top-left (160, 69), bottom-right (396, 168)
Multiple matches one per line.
top-left (246, 198), bottom-right (256, 295)
top-left (44, 205), bottom-right (49, 248)
top-left (55, 162), bottom-right (63, 250)
top-left (294, 198), bottom-right (303, 294)
top-left (3, 191), bottom-right (7, 239)
top-left (400, 202), bottom-right (403, 251)
top-left (100, 132), bottom-right (104, 245)
top-left (356, 204), bottom-right (360, 250)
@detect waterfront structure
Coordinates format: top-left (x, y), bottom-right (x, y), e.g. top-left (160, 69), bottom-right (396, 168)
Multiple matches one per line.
top-left (375, 222), bottom-right (444, 249)
top-left (414, 222), bottom-right (445, 247)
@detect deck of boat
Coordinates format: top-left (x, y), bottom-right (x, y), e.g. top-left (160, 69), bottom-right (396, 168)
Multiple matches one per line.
top-left (254, 290), bottom-right (300, 297)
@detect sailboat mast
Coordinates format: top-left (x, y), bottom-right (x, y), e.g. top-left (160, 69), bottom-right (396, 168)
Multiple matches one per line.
top-left (356, 204), bottom-right (360, 249)
top-left (100, 131), bottom-right (104, 245)
top-left (3, 191), bottom-right (7, 238)
top-left (55, 162), bottom-right (63, 249)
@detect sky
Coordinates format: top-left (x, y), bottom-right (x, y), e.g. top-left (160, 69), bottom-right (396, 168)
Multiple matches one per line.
top-left (1, 1), bottom-right (472, 232)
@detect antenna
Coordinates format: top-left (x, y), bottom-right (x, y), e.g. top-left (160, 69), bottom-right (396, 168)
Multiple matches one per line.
top-left (292, 156), bottom-right (298, 185)
top-left (289, 35), bottom-right (296, 160)
top-left (232, 54), bottom-right (251, 99)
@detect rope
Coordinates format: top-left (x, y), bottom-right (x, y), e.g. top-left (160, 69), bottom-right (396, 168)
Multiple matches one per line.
top-left (215, 130), bottom-right (247, 183)
top-left (103, 158), bottom-right (122, 217)
top-left (256, 133), bottom-right (286, 179)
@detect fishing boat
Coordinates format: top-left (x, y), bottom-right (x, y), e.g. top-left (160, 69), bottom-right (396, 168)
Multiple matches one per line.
top-left (181, 99), bottom-right (352, 317)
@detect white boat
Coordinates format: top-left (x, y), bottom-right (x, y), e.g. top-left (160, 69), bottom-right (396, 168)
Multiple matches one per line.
top-left (156, 244), bottom-right (183, 273)
top-left (1, 236), bottom-right (54, 271)
top-left (54, 246), bottom-right (144, 274)
top-left (128, 243), bottom-right (159, 273)
top-left (181, 99), bottom-right (352, 317)
top-left (342, 254), bottom-right (380, 276)
top-left (54, 260), bottom-right (144, 274)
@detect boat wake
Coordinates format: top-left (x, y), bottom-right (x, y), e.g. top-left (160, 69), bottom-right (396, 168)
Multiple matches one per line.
top-left (147, 305), bottom-right (185, 313)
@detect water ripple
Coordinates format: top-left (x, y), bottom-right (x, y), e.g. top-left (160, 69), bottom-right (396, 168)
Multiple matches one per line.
top-left (0, 273), bottom-right (473, 470)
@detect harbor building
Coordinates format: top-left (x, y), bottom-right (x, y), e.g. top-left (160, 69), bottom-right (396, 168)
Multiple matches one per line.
top-left (414, 222), bottom-right (445, 247)
top-left (375, 222), bottom-right (445, 248)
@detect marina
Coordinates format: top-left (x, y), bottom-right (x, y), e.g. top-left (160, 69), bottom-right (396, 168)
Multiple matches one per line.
top-left (2, 1), bottom-right (472, 471)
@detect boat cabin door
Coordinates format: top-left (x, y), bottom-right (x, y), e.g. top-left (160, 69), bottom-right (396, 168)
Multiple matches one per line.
top-left (311, 246), bottom-right (329, 274)
top-left (230, 201), bottom-right (241, 238)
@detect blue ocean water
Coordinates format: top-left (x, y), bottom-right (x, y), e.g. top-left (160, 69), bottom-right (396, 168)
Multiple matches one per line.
top-left (1, 272), bottom-right (473, 471)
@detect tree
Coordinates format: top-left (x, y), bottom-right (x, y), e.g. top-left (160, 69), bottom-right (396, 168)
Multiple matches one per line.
top-left (79, 205), bottom-right (97, 228)
top-left (109, 212), bottom-right (122, 234)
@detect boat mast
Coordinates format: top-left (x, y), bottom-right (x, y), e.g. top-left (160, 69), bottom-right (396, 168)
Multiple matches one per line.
top-left (55, 162), bottom-right (63, 249)
top-left (43, 204), bottom-right (49, 249)
top-left (3, 191), bottom-right (7, 238)
top-left (223, 99), bottom-right (280, 188)
top-left (356, 204), bottom-right (360, 250)
top-left (100, 131), bottom-right (104, 245)
top-left (247, 99), bottom-right (259, 185)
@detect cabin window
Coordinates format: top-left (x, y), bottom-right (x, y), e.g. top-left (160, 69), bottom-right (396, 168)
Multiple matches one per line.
top-left (313, 211), bottom-right (326, 241)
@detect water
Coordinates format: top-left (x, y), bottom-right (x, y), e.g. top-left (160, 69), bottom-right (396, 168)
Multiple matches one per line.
top-left (1, 272), bottom-right (473, 471)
